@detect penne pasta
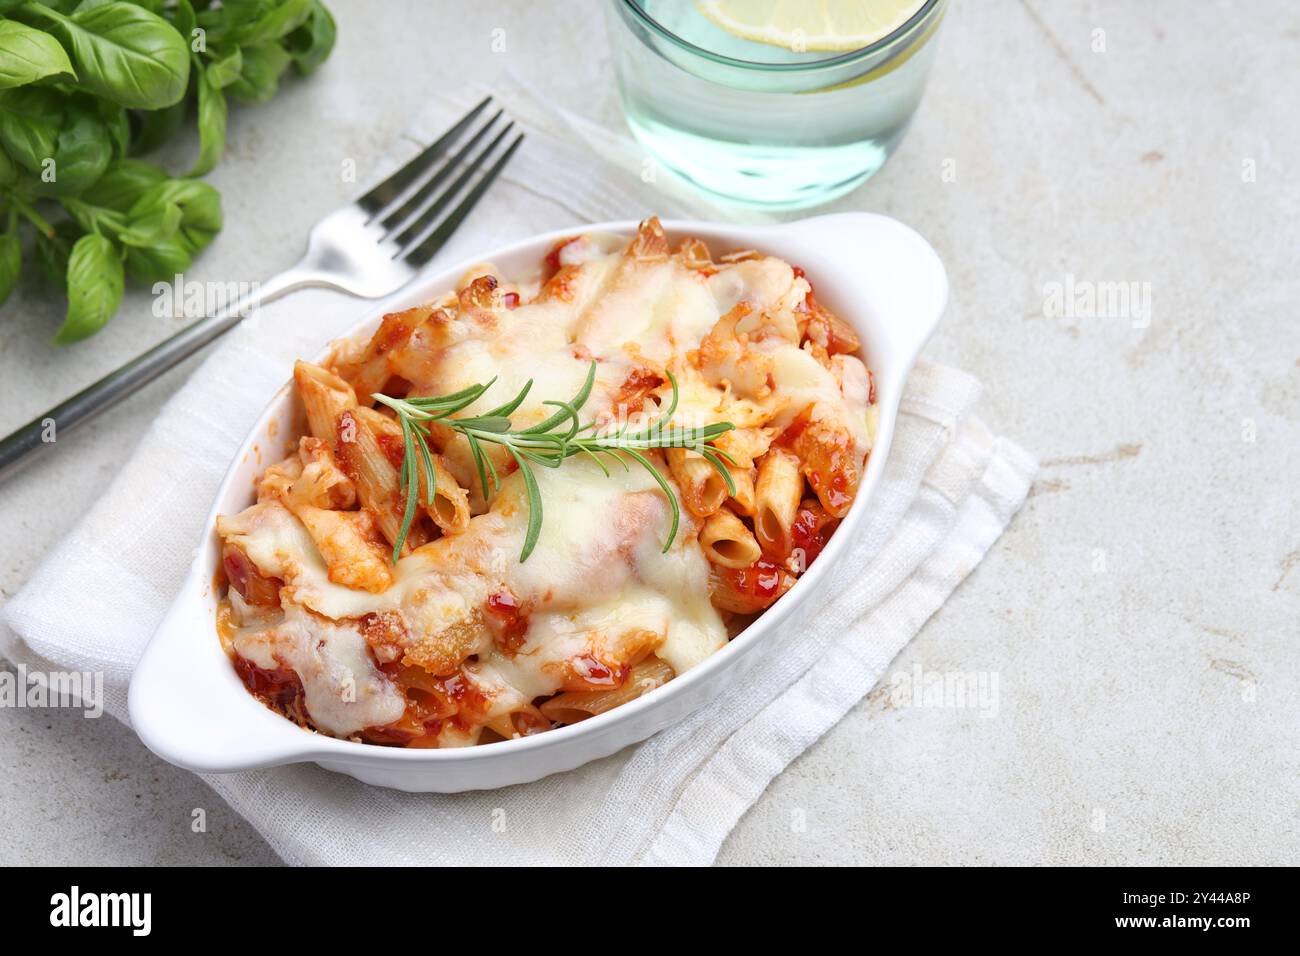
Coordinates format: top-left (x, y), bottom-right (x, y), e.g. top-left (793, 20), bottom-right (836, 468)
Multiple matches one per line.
top-left (484, 704), bottom-right (550, 740)
top-left (666, 448), bottom-right (729, 518)
top-left (294, 360), bottom-right (357, 447)
top-left (754, 447), bottom-right (803, 558)
top-left (333, 407), bottom-right (428, 554)
top-left (540, 658), bottom-right (675, 725)
top-left (789, 498), bottom-right (840, 572)
top-left (787, 404), bottom-right (861, 518)
top-left (726, 463), bottom-right (757, 516)
top-left (334, 305), bottom-right (432, 399)
top-left (712, 425), bottom-right (774, 470)
top-left (354, 408), bottom-right (470, 535)
top-left (700, 508), bottom-right (762, 569)
top-left (708, 560), bottom-right (796, 615)
top-left (422, 455), bottom-right (472, 534)
top-left (292, 505), bottom-right (393, 593)
top-left (437, 436), bottom-right (504, 515)
top-left (219, 540), bottom-right (281, 607)
top-left (482, 713), bottom-right (516, 741)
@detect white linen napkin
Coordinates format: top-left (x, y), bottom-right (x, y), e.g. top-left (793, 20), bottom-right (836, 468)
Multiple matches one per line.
top-left (0, 85), bottom-right (1036, 866)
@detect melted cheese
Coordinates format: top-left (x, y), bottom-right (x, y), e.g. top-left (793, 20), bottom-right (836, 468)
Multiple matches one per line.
top-left (708, 257), bottom-right (796, 317)
top-left (230, 604), bottom-right (405, 735)
top-left (576, 258), bottom-right (721, 363)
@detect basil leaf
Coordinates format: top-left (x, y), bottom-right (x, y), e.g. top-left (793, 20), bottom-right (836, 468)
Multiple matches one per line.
top-left (122, 233), bottom-right (191, 284)
top-left (121, 176), bottom-right (220, 281)
top-left (0, 142), bottom-right (16, 185)
top-left (55, 232), bottom-right (124, 344)
top-left (0, 230), bottom-right (21, 307)
top-left (285, 0), bottom-right (335, 75)
top-left (0, 86), bottom-right (64, 172)
top-left (97, 98), bottom-right (130, 154)
top-left (116, 199), bottom-right (181, 246)
top-left (0, 19), bottom-right (77, 89)
top-left (131, 177), bottom-right (221, 246)
top-left (227, 40), bottom-right (290, 104)
top-left (34, 218), bottom-right (81, 286)
top-left (57, 194), bottom-right (121, 237)
top-left (81, 156), bottom-right (165, 210)
top-left (192, 4), bottom-right (231, 44)
top-left (169, 0), bottom-right (196, 48)
top-left (33, 1), bottom-right (191, 109)
top-left (189, 65), bottom-right (225, 175)
top-left (226, 0), bottom-right (313, 45)
top-left (34, 97), bottom-right (112, 195)
top-left (129, 98), bottom-right (185, 154)
top-left (205, 46), bottom-right (242, 88)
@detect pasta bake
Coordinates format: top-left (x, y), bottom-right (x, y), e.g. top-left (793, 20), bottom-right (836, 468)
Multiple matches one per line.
top-left (215, 218), bottom-right (878, 747)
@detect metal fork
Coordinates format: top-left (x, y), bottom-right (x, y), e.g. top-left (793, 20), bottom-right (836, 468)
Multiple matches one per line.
top-left (0, 96), bottom-right (523, 481)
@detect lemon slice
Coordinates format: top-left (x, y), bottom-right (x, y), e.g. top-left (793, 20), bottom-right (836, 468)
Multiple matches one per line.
top-left (696, 0), bottom-right (928, 53)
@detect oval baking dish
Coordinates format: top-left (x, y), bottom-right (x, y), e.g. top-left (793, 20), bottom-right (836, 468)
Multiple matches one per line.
top-left (128, 213), bottom-right (947, 792)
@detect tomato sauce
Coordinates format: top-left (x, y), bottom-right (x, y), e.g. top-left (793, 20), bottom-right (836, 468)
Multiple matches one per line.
top-left (611, 367), bottom-right (665, 415)
top-left (366, 665), bottom-right (490, 746)
top-left (776, 408), bottom-right (812, 449)
top-left (335, 411), bottom-right (360, 478)
top-left (375, 430), bottom-right (406, 469)
top-left (565, 653), bottom-right (626, 691)
top-left (811, 468), bottom-right (853, 514)
top-left (222, 543), bottom-right (282, 606)
top-left (791, 502), bottom-right (839, 569)
top-left (722, 560), bottom-right (793, 611)
top-left (233, 655), bottom-right (304, 713)
top-left (543, 236), bottom-right (579, 277)
top-left (485, 588), bottom-right (529, 655)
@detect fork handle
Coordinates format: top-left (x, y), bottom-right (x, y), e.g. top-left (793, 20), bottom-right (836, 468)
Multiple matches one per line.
top-left (0, 266), bottom-right (322, 483)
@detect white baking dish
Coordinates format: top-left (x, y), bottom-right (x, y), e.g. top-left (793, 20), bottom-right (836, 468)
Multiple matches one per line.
top-left (128, 213), bottom-right (947, 792)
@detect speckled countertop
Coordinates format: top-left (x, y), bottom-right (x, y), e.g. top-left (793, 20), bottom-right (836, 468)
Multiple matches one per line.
top-left (1, 0), bottom-right (1296, 865)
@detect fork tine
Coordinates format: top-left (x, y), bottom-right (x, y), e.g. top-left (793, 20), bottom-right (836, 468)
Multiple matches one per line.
top-left (379, 108), bottom-right (505, 238)
top-left (357, 94), bottom-right (493, 219)
top-left (390, 120), bottom-right (516, 251)
top-left (398, 132), bottom-right (525, 269)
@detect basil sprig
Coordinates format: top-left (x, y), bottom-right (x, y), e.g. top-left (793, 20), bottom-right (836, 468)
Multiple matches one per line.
top-left (0, 0), bottom-right (336, 342)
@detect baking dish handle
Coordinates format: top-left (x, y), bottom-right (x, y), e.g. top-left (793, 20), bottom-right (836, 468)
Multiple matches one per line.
top-left (128, 566), bottom-right (311, 773)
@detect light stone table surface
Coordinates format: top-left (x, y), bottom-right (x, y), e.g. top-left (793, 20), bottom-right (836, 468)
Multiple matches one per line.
top-left (1, 0), bottom-right (1296, 866)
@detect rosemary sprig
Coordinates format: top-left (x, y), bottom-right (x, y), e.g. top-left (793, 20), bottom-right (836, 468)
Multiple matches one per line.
top-left (373, 362), bottom-right (736, 563)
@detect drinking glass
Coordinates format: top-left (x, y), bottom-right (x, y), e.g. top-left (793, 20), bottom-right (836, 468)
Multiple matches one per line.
top-left (605, 0), bottom-right (949, 209)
